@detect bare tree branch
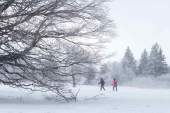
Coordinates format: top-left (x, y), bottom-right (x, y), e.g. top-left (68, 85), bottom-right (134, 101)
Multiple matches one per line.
top-left (0, 0), bottom-right (114, 102)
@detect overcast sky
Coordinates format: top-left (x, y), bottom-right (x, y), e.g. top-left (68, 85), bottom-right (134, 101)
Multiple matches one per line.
top-left (106, 0), bottom-right (170, 64)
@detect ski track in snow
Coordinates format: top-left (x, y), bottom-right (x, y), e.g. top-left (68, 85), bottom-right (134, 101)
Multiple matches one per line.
top-left (0, 85), bottom-right (170, 113)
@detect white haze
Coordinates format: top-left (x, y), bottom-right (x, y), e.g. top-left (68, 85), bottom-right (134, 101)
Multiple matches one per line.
top-left (105, 0), bottom-right (170, 64)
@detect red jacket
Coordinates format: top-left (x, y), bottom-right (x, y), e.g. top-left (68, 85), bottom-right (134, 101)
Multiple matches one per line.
top-left (112, 80), bottom-right (117, 86)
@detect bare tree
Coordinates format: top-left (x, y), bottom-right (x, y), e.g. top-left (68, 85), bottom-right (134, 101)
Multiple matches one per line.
top-left (0, 0), bottom-right (113, 101)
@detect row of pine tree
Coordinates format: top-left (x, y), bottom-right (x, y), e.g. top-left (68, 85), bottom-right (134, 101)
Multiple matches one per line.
top-left (122, 43), bottom-right (168, 76)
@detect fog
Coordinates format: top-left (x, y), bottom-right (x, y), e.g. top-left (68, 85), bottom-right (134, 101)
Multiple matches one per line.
top-left (106, 0), bottom-right (170, 64)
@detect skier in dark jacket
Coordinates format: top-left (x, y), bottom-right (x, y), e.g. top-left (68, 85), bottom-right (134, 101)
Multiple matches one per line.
top-left (112, 78), bottom-right (118, 92)
top-left (98, 77), bottom-right (105, 91)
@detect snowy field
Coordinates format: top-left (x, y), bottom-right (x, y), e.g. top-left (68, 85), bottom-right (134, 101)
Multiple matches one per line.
top-left (0, 85), bottom-right (170, 113)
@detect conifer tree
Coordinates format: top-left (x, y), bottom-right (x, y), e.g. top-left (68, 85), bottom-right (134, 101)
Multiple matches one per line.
top-left (122, 47), bottom-right (136, 74)
top-left (148, 43), bottom-right (168, 76)
top-left (157, 49), bottom-right (168, 75)
top-left (138, 49), bottom-right (149, 75)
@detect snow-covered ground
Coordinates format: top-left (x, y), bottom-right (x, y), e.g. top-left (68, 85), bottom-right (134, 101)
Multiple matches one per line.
top-left (0, 85), bottom-right (170, 113)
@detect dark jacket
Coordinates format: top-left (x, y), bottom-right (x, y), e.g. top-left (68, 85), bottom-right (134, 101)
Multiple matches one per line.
top-left (99, 78), bottom-right (105, 86)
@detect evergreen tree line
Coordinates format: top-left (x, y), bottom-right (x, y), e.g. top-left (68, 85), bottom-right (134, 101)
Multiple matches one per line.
top-left (122, 43), bottom-right (169, 77)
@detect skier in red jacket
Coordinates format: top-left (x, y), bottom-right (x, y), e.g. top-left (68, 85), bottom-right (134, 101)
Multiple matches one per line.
top-left (112, 78), bottom-right (118, 92)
